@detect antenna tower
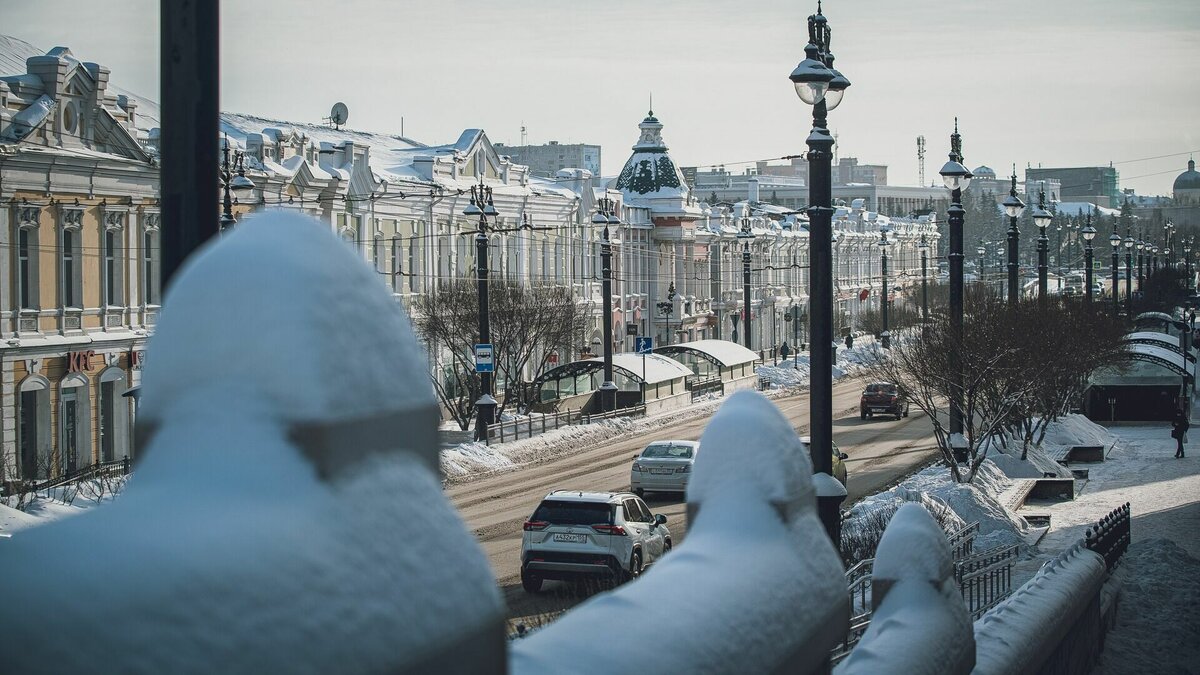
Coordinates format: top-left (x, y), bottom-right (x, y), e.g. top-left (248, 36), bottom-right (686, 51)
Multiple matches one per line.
top-left (520, 122), bottom-right (527, 146)
top-left (917, 135), bottom-right (926, 186)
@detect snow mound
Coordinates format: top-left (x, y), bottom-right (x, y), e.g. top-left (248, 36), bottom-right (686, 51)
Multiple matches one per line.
top-left (1096, 539), bottom-right (1200, 674)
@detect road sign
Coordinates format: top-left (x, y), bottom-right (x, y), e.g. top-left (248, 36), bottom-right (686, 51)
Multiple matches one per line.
top-left (635, 336), bottom-right (653, 354)
top-left (474, 343), bottom-right (494, 373)
top-left (626, 323), bottom-right (639, 336)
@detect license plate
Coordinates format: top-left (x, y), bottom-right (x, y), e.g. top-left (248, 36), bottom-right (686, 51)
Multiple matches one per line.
top-left (553, 533), bottom-right (587, 543)
top-left (651, 468), bottom-right (675, 475)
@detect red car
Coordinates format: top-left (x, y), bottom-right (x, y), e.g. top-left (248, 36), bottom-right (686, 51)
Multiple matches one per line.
top-left (860, 382), bottom-right (909, 420)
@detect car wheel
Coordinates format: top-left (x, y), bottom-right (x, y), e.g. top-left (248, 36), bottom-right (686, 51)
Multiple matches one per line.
top-left (521, 569), bottom-right (543, 594)
top-left (896, 411), bottom-right (903, 420)
top-left (860, 410), bottom-right (867, 420)
top-left (623, 551), bottom-right (643, 584)
top-left (635, 488), bottom-right (645, 498)
top-left (664, 539), bottom-right (672, 553)
top-left (903, 406), bottom-right (910, 418)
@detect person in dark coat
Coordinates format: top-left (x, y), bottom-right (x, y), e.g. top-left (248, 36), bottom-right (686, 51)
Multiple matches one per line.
top-left (1171, 408), bottom-right (1190, 458)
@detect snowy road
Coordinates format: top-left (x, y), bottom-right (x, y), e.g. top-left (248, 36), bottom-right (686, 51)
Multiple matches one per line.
top-left (446, 377), bottom-right (943, 627)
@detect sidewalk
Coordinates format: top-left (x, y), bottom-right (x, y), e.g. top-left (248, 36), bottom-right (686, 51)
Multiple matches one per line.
top-left (1009, 407), bottom-right (1200, 674)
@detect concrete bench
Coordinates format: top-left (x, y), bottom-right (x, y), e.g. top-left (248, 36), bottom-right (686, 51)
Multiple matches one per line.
top-left (1066, 445), bottom-right (1106, 462)
top-left (1030, 477), bottom-right (1075, 501)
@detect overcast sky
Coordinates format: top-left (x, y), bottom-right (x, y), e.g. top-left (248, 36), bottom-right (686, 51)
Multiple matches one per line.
top-left (5, 0), bottom-right (1199, 195)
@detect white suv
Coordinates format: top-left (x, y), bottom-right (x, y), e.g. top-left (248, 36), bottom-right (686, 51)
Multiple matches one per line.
top-left (520, 491), bottom-right (671, 593)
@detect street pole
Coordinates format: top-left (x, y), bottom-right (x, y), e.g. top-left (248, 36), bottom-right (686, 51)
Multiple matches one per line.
top-left (740, 220), bottom-right (755, 349)
top-left (940, 121), bottom-right (970, 440)
top-left (880, 233), bottom-right (890, 348)
top-left (160, 0), bottom-right (220, 290)
top-left (920, 237), bottom-right (929, 323)
top-left (1125, 234), bottom-right (1133, 316)
top-left (1033, 189), bottom-right (1052, 302)
top-left (596, 197), bottom-right (619, 413)
top-left (790, 1), bottom-right (848, 544)
top-left (1110, 230), bottom-right (1121, 319)
top-left (467, 183), bottom-right (498, 441)
top-left (1083, 213), bottom-right (1097, 306)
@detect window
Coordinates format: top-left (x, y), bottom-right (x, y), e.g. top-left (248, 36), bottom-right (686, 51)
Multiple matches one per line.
top-left (391, 236), bottom-right (402, 292)
top-left (97, 367), bottom-right (128, 463)
top-left (373, 235), bottom-right (384, 275)
top-left (58, 375), bottom-right (90, 475)
top-left (531, 500), bottom-right (614, 526)
top-left (17, 378), bottom-right (50, 481)
top-left (62, 228), bottom-right (77, 307)
top-left (99, 380), bottom-right (115, 462)
top-left (104, 229), bottom-right (121, 306)
top-left (17, 228), bottom-right (32, 310)
top-left (143, 230), bottom-right (160, 304)
top-left (61, 389), bottom-right (80, 473)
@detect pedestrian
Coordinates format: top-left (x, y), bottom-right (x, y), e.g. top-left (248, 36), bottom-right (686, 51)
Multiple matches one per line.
top-left (844, 333), bottom-right (854, 350)
top-left (1171, 407), bottom-right (1189, 458)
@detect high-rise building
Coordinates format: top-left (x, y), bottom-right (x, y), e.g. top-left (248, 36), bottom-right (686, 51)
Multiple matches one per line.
top-left (494, 141), bottom-right (601, 178)
top-left (1026, 166), bottom-right (1120, 208)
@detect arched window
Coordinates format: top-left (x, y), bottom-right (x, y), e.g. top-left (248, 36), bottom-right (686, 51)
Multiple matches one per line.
top-left (143, 226), bottom-right (161, 305)
top-left (97, 367), bottom-right (130, 463)
top-left (15, 375), bottom-right (51, 480)
top-left (58, 373), bottom-right (91, 475)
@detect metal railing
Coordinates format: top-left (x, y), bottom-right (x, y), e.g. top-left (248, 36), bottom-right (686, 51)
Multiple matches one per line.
top-left (833, 521), bottom-right (984, 662)
top-left (487, 409), bottom-right (578, 445)
top-left (3, 457), bottom-right (132, 497)
top-left (1084, 502), bottom-right (1131, 572)
top-left (955, 543), bottom-right (1020, 620)
top-left (687, 378), bottom-right (724, 401)
top-left (579, 404), bottom-right (646, 425)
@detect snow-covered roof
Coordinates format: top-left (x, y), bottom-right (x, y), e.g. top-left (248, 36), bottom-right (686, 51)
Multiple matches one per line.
top-left (1124, 331), bottom-right (1181, 349)
top-left (656, 339), bottom-right (760, 368)
top-left (1055, 202), bottom-right (1120, 218)
top-left (594, 353), bottom-right (693, 385)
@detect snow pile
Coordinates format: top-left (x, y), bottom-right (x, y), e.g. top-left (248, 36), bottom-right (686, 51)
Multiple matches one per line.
top-left (846, 460), bottom-right (1029, 555)
top-left (0, 475), bottom-right (128, 535)
top-left (0, 213), bottom-right (505, 673)
top-left (511, 392), bottom-right (848, 675)
top-left (756, 338), bottom-right (880, 390)
top-left (1039, 413), bottom-right (1118, 453)
top-left (1095, 539), bottom-right (1200, 674)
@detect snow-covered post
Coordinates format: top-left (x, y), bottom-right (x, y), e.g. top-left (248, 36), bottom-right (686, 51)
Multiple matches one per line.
top-left (511, 391), bottom-right (848, 675)
top-left (0, 213), bottom-right (507, 674)
top-left (835, 503), bottom-right (975, 674)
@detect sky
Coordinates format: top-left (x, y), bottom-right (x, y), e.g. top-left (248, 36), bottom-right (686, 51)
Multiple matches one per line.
top-left (3, 0), bottom-right (1199, 196)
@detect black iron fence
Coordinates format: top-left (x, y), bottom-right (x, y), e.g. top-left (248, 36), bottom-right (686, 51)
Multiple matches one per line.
top-left (3, 457), bottom-right (132, 498)
top-left (1084, 502), bottom-right (1131, 572)
top-left (955, 544), bottom-right (1020, 620)
top-left (486, 404), bottom-right (648, 446)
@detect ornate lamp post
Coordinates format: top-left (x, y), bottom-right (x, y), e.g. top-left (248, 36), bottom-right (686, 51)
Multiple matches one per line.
top-left (1083, 214), bottom-right (1097, 306)
top-left (998, 169), bottom-right (1027, 303)
top-left (465, 179), bottom-right (500, 440)
top-left (1032, 189), bottom-right (1053, 301)
top-left (1152, 245), bottom-right (1160, 272)
top-left (919, 235), bottom-right (930, 323)
top-left (996, 245), bottom-right (1005, 296)
top-left (1124, 233), bottom-right (1134, 314)
top-left (738, 216), bottom-right (756, 349)
top-left (1109, 229), bottom-right (1122, 318)
top-left (1185, 239), bottom-right (1195, 292)
top-left (879, 228), bottom-right (891, 348)
top-left (594, 197), bottom-right (622, 412)
top-left (976, 243), bottom-right (986, 289)
top-left (790, 0), bottom-right (849, 542)
top-left (220, 136), bottom-right (254, 231)
top-left (939, 119), bottom-right (972, 439)
top-left (1165, 220), bottom-right (1176, 267)
top-left (1137, 238), bottom-right (1146, 293)
top-left (657, 282), bottom-right (676, 345)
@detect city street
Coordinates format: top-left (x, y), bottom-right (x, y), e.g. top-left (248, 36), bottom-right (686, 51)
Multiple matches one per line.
top-left (446, 377), bottom-right (942, 624)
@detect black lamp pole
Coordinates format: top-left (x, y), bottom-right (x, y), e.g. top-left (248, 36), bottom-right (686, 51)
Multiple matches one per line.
top-left (1005, 178), bottom-right (1022, 305)
top-left (595, 197), bottom-right (621, 413)
top-left (1110, 229), bottom-right (1121, 318)
top-left (790, 1), bottom-right (848, 543)
top-left (739, 218), bottom-right (754, 349)
top-left (879, 231), bottom-right (890, 348)
top-left (1137, 239), bottom-right (1145, 292)
top-left (920, 236), bottom-right (929, 323)
top-left (1125, 233), bottom-right (1133, 315)
top-left (1083, 213), bottom-right (1097, 306)
top-left (466, 181), bottom-right (499, 441)
top-left (1035, 189), bottom-right (1050, 302)
top-left (939, 120), bottom-right (971, 440)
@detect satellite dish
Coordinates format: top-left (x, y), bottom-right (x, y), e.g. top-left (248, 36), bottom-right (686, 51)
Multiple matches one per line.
top-left (329, 102), bottom-right (349, 128)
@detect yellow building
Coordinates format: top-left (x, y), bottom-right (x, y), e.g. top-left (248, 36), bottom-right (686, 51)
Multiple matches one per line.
top-left (1, 38), bottom-right (158, 484)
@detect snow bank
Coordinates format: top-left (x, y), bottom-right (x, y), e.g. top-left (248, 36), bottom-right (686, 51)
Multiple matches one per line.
top-left (511, 392), bottom-right (848, 675)
top-left (755, 338), bottom-right (877, 390)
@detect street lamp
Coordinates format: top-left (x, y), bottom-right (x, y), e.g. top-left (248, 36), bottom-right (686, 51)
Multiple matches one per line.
top-left (1166, 220), bottom-right (1176, 267)
top-left (1109, 229), bottom-right (1121, 318)
top-left (657, 282), bottom-right (676, 346)
top-left (939, 119), bottom-right (972, 439)
top-left (1137, 238), bottom-right (1145, 295)
top-left (465, 178), bottom-right (500, 440)
top-left (1082, 214), bottom-right (1097, 306)
top-left (1032, 189), bottom-right (1053, 301)
top-left (594, 196), bottom-right (622, 413)
top-left (1152, 244), bottom-right (1159, 272)
top-left (1185, 239), bottom-right (1195, 292)
top-left (879, 228), bottom-right (891, 348)
top-left (738, 216), bottom-right (756, 349)
top-left (996, 245), bottom-right (1005, 296)
top-left (1002, 170), bottom-right (1025, 305)
top-left (918, 235), bottom-right (930, 324)
top-left (791, 1), bottom-right (847, 543)
top-left (220, 135), bottom-right (254, 231)
top-left (1124, 233), bottom-right (1134, 315)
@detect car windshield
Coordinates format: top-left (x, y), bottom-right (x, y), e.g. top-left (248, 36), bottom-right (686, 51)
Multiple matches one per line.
top-left (642, 443), bottom-right (694, 459)
top-left (532, 500), bottom-right (614, 526)
top-left (865, 384), bottom-right (895, 394)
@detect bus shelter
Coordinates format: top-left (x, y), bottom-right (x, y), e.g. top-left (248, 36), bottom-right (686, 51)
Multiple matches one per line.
top-left (653, 339), bottom-right (761, 395)
top-left (529, 353), bottom-right (694, 416)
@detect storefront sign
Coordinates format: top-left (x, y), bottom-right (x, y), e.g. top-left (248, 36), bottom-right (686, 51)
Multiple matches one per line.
top-left (130, 350), bottom-right (146, 370)
top-left (67, 350), bottom-right (96, 373)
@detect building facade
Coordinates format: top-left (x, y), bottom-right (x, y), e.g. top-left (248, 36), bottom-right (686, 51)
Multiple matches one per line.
top-left (1027, 166), bottom-right (1119, 208)
top-left (1, 40), bottom-right (157, 483)
top-left (493, 141), bottom-right (601, 179)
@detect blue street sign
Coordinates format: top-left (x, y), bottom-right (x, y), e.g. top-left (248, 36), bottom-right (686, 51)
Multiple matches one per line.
top-left (474, 343), bottom-right (494, 373)
top-left (635, 336), bottom-right (653, 354)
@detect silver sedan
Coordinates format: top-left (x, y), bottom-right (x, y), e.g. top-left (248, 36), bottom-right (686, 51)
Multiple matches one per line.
top-left (630, 440), bottom-right (699, 498)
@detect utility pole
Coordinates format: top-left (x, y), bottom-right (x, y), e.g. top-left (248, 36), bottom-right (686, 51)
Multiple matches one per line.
top-left (465, 181), bottom-right (499, 441)
top-left (596, 197), bottom-right (620, 413)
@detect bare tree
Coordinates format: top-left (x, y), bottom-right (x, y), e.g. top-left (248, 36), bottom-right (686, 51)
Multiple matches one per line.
top-left (412, 280), bottom-right (586, 431)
